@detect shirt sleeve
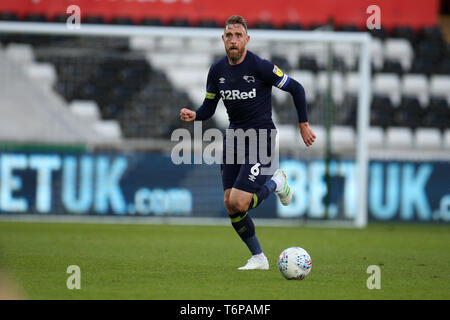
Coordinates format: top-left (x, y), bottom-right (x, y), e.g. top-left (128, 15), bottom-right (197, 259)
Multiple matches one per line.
top-left (258, 58), bottom-right (291, 89)
top-left (195, 65), bottom-right (220, 121)
top-left (258, 58), bottom-right (308, 123)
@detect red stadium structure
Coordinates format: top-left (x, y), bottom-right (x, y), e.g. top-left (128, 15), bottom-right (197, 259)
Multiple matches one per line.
top-left (0, 0), bottom-right (440, 30)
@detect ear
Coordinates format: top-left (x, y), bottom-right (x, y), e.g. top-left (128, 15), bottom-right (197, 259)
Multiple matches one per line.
top-left (246, 35), bottom-right (250, 43)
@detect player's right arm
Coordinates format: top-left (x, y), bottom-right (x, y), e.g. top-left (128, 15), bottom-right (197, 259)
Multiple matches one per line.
top-left (180, 65), bottom-right (220, 122)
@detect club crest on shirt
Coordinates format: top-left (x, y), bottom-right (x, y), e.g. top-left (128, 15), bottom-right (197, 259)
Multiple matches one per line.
top-left (243, 75), bottom-right (255, 83)
top-left (272, 65), bottom-right (283, 77)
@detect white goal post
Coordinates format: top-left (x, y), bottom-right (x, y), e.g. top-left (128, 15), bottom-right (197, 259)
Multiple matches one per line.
top-left (0, 22), bottom-right (372, 228)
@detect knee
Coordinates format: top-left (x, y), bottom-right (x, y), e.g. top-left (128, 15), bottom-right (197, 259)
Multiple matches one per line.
top-left (228, 196), bottom-right (249, 213)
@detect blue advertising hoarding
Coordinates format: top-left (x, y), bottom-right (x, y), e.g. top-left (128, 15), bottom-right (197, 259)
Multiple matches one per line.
top-left (0, 150), bottom-right (449, 223)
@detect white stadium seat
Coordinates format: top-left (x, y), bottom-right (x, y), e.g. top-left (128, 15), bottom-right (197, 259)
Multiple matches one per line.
top-left (70, 100), bottom-right (101, 123)
top-left (368, 126), bottom-right (385, 149)
top-left (299, 42), bottom-right (328, 68)
top-left (345, 72), bottom-right (361, 96)
top-left (373, 73), bottom-right (401, 106)
top-left (333, 42), bottom-right (358, 69)
top-left (330, 125), bottom-right (356, 150)
top-left (25, 63), bottom-right (57, 89)
top-left (414, 128), bottom-right (442, 149)
top-left (316, 71), bottom-right (345, 105)
top-left (370, 39), bottom-right (384, 70)
top-left (443, 129), bottom-right (450, 149)
top-left (5, 43), bottom-right (35, 65)
top-left (384, 39), bottom-right (414, 71)
top-left (92, 120), bottom-right (122, 140)
top-left (129, 36), bottom-right (156, 51)
top-left (401, 74), bottom-right (429, 107)
top-left (429, 75), bottom-right (450, 104)
top-left (289, 70), bottom-right (316, 103)
top-left (386, 127), bottom-right (414, 149)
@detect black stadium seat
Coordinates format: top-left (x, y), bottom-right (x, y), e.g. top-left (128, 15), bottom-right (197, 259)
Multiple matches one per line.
top-left (253, 21), bottom-right (275, 29)
top-left (281, 23), bottom-right (303, 30)
top-left (370, 95), bottom-right (395, 128)
top-left (141, 18), bottom-right (163, 26)
top-left (111, 17), bottom-right (134, 25)
top-left (169, 18), bottom-right (190, 27)
top-left (394, 97), bottom-right (424, 128)
top-left (25, 13), bottom-right (47, 22)
top-left (82, 16), bottom-right (105, 24)
top-left (382, 59), bottom-right (404, 76)
top-left (197, 20), bottom-right (219, 28)
top-left (298, 56), bottom-right (319, 73)
top-left (0, 12), bottom-right (19, 21)
top-left (392, 26), bottom-right (417, 45)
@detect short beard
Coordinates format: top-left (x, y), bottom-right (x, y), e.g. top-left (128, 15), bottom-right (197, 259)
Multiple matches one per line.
top-left (227, 48), bottom-right (243, 63)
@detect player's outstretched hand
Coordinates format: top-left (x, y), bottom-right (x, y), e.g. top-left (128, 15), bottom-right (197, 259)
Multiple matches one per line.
top-left (180, 108), bottom-right (196, 122)
top-left (299, 122), bottom-right (316, 147)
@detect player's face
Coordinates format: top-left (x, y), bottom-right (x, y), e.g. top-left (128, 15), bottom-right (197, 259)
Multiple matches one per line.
top-left (222, 24), bottom-right (249, 63)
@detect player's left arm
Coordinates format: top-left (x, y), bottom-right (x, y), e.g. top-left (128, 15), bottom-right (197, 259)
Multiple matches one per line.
top-left (259, 60), bottom-right (316, 147)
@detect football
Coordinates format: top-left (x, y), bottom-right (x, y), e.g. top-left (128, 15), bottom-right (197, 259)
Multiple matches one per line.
top-left (278, 247), bottom-right (312, 280)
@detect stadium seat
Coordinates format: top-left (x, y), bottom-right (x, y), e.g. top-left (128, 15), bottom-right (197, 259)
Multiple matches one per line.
top-left (298, 56), bottom-right (319, 73)
top-left (381, 60), bottom-right (404, 76)
top-left (419, 26), bottom-right (444, 44)
top-left (368, 126), bottom-right (385, 149)
top-left (253, 21), bottom-right (275, 29)
top-left (315, 71), bottom-right (345, 105)
top-left (111, 17), bottom-right (134, 25)
top-left (129, 36), bottom-right (157, 51)
top-left (82, 16), bottom-right (105, 24)
top-left (392, 26), bottom-right (417, 45)
top-left (386, 127), bottom-right (414, 149)
top-left (429, 75), bottom-right (450, 104)
top-left (423, 97), bottom-right (450, 129)
top-left (140, 18), bottom-right (163, 26)
top-left (373, 73), bottom-right (402, 107)
top-left (70, 100), bottom-right (101, 123)
top-left (25, 14), bottom-right (47, 22)
top-left (414, 127), bottom-right (442, 149)
top-left (0, 12), bottom-right (19, 21)
top-left (271, 54), bottom-right (291, 71)
top-left (401, 74), bottom-right (429, 107)
top-left (169, 18), bottom-right (190, 27)
top-left (444, 129), bottom-right (450, 149)
top-left (92, 120), bottom-right (122, 140)
top-left (344, 72), bottom-right (360, 97)
top-left (25, 62), bottom-right (57, 89)
top-left (197, 20), bottom-right (219, 28)
top-left (370, 95), bottom-right (395, 128)
top-left (394, 97), bottom-right (424, 129)
top-left (411, 56), bottom-right (438, 76)
top-left (299, 42), bottom-right (328, 69)
top-left (369, 27), bottom-right (388, 41)
top-left (370, 39), bottom-right (384, 71)
top-left (281, 23), bottom-right (303, 30)
top-left (277, 124), bottom-right (300, 147)
top-left (289, 70), bottom-right (316, 103)
top-left (439, 58), bottom-right (450, 74)
top-left (338, 25), bottom-right (359, 32)
top-left (384, 39), bottom-right (414, 72)
top-left (330, 125), bottom-right (356, 150)
top-left (341, 94), bottom-right (357, 127)
top-left (333, 43), bottom-right (357, 70)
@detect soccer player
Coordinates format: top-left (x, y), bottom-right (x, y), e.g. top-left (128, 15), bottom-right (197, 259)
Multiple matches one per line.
top-left (180, 15), bottom-right (316, 270)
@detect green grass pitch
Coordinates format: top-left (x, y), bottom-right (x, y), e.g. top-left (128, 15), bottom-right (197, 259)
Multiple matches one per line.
top-left (0, 221), bottom-right (449, 300)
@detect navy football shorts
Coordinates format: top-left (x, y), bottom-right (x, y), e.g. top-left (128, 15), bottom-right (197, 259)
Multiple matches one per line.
top-left (220, 128), bottom-right (276, 194)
